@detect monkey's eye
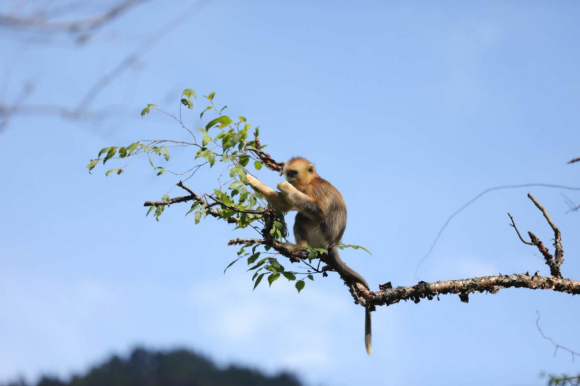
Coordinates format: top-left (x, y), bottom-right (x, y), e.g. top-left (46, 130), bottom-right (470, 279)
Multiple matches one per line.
top-left (287, 170), bottom-right (298, 178)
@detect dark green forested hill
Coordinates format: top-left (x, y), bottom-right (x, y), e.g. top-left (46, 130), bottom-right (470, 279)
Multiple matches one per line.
top-left (3, 347), bottom-right (302, 386)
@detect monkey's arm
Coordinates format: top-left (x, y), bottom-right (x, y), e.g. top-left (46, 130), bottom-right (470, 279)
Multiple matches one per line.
top-left (246, 174), bottom-right (294, 212)
top-left (277, 181), bottom-right (324, 222)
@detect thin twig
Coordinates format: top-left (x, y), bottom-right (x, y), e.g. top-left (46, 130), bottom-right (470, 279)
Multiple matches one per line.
top-left (536, 311), bottom-right (580, 361)
top-left (0, 0), bottom-right (147, 33)
top-left (507, 213), bottom-right (533, 245)
top-left (207, 194), bottom-right (269, 215)
top-left (414, 183), bottom-right (580, 279)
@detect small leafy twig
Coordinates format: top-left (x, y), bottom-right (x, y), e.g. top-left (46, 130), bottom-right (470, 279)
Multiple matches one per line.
top-left (208, 194), bottom-right (269, 215)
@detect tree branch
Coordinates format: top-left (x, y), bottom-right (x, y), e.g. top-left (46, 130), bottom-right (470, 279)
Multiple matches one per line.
top-left (227, 238), bottom-right (304, 263)
top-left (508, 194), bottom-right (564, 278)
top-left (373, 273), bottom-right (580, 307)
top-left (0, 0), bottom-right (147, 34)
top-left (528, 193), bottom-right (564, 272)
top-left (143, 181), bottom-right (237, 224)
top-left (507, 213), bottom-right (533, 245)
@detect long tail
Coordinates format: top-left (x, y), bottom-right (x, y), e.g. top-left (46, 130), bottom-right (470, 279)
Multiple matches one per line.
top-left (327, 246), bottom-right (372, 355)
top-left (365, 307), bottom-right (372, 355)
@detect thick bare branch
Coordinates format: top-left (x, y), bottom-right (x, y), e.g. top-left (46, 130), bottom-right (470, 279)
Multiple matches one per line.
top-left (373, 273), bottom-right (580, 307)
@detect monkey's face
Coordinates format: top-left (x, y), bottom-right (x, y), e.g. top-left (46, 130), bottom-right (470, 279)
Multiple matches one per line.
top-left (284, 157), bottom-right (316, 190)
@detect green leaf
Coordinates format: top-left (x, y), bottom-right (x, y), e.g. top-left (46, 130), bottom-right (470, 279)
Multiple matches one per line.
top-left (204, 151), bottom-right (215, 167)
top-left (98, 147), bottom-right (110, 158)
top-left (183, 88), bottom-right (196, 99)
top-left (239, 116), bottom-right (246, 122)
top-left (103, 147), bottom-right (118, 164)
top-left (283, 272), bottom-right (296, 281)
top-left (206, 116), bottom-right (233, 130)
top-left (295, 280), bottom-right (305, 293)
top-left (127, 142), bottom-right (139, 154)
top-left (239, 156), bottom-right (250, 167)
top-left (222, 132), bottom-right (235, 149)
top-left (254, 161), bottom-right (263, 170)
top-left (86, 159), bottom-right (99, 173)
top-left (118, 147), bottom-right (127, 158)
top-left (229, 181), bottom-right (244, 190)
top-left (194, 211), bottom-right (202, 224)
top-left (146, 206), bottom-right (155, 217)
top-left (105, 168), bottom-right (123, 176)
top-left (338, 244), bottom-right (373, 256)
top-left (200, 106), bottom-right (213, 119)
top-left (223, 257), bottom-right (240, 274)
top-left (163, 147), bottom-right (170, 161)
top-left (207, 91), bottom-right (216, 101)
top-left (141, 103), bottom-right (157, 117)
top-left (253, 273), bottom-right (265, 290)
top-left (179, 99), bottom-right (193, 109)
top-left (247, 253), bottom-right (260, 264)
top-left (202, 132), bottom-right (211, 147)
top-left (307, 274), bottom-right (314, 281)
top-left (248, 257), bottom-right (268, 271)
top-left (185, 202), bottom-right (200, 216)
top-left (268, 273), bottom-right (280, 287)
top-left (156, 169), bottom-right (166, 176)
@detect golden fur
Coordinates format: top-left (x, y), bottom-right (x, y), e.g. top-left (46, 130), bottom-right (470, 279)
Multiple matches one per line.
top-left (247, 157), bottom-right (372, 355)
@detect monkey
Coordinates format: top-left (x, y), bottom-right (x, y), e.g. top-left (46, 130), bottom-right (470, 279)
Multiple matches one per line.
top-left (246, 157), bottom-right (372, 355)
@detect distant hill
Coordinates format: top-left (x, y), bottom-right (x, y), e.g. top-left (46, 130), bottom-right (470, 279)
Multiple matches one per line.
top-left (3, 347), bottom-right (302, 386)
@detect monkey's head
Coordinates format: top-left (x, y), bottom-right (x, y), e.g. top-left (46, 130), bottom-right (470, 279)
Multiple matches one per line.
top-left (284, 157), bottom-right (317, 191)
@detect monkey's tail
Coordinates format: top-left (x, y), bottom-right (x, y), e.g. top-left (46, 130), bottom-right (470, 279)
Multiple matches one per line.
top-left (327, 246), bottom-right (369, 288)
top-left (365, 307), bottom-right (372, 355)
top-left (327, 246), bottom-right (372, 355)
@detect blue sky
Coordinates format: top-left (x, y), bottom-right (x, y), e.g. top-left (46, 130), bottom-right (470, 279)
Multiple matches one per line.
top-left (1, 1), bottom-right (580, 385)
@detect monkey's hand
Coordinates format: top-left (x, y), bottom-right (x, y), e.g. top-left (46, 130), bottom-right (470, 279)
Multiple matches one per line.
top-left (247, 174), bottom-right (272, 196)
top-left (276, 181), bottom-right (292, 192)
top-left (246, 174), bottom-right (260, 190)
top-left (247, 175), bottom-right (294, 212)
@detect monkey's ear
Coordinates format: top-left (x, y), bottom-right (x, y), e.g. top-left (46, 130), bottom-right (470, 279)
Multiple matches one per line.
top-left (308, 164), bottom-right (314, 173)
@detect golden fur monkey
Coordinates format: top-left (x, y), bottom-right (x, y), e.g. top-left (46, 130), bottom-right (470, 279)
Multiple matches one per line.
top-left (246, 157), bottom-right (372, 355)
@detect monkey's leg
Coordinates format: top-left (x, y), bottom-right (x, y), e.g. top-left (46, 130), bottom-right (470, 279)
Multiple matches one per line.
top-left (247, 174), bottom-right (294, 212)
